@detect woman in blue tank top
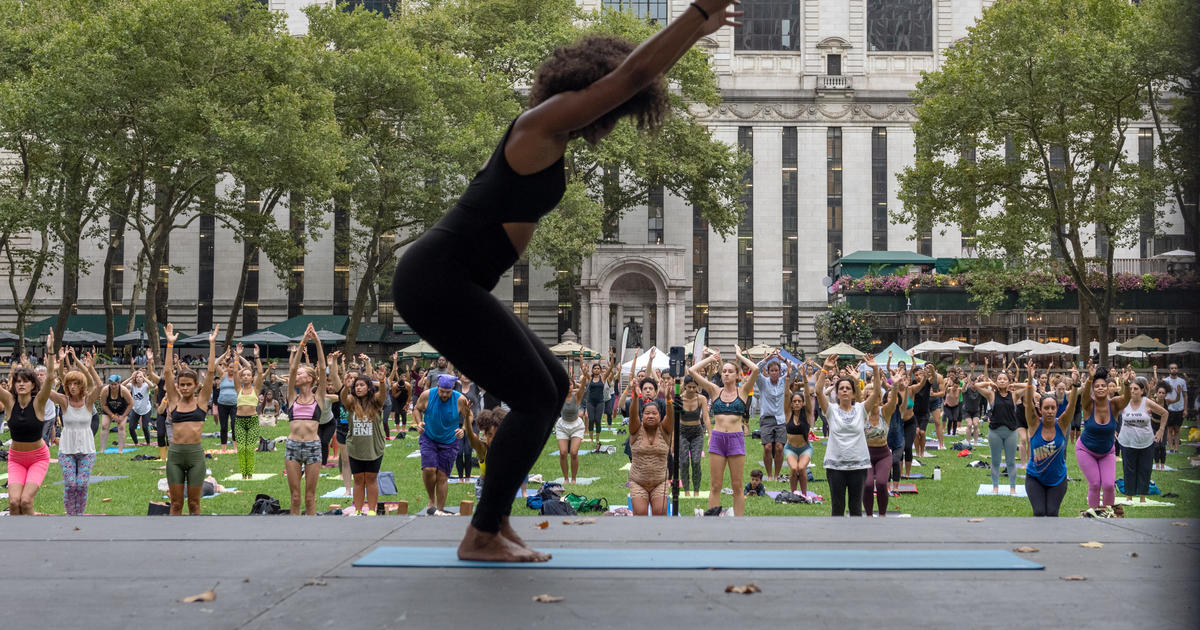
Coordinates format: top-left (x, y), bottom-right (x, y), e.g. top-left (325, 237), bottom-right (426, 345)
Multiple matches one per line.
top-left (1075, 364), bottom-right (1132, 517)
top-left (1022, 361), bottom-right (1077, 516)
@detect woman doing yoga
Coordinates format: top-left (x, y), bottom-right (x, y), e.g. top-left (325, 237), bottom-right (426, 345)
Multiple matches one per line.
top-left (214, 355), bottom-right (238, 452)
top-left (627, 379), bottom-right (675, 515)
top-left (59, 348), bottom-right (103, 515)
top-left (1022, 361), bottom-right (1077, 517)
top-left (99, 372), bottom-right (133, 453)
top-left (391, 0), bottom-right (742, 562)
top-left (335, 353), bottom-right (389, 516)
top-left (678, 375), bottom-right (710, 497)
top-left (162, 324), bottom-right (219, 515)
top-left (124, 366), bottom-right (154, 447)
top-left (0, 329), bottom-right (58, 515)
top-left (817, 353), bottom-right (880, 517)
top-left (1116, 374), bottom-right (1167, 505)
top-left (1076, 364), bottom-right (1131, 517)
top-left (555, 370), bottom-right (588, 485)
top-left (231, 344), bottom-right (265, 479)
top-left (974, 359), bottom-right (1028, 495)
top-left (688, 345), bottom-right (758, 517)
top-left (865, 363), bottom-right (901, 517)
top-left (285, 324), bottom-right (328, 515)
top-left (783, 362), bottom-right (814, 499)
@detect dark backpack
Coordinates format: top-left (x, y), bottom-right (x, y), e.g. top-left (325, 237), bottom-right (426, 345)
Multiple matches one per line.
top-left (249, 493), bottom-right (283, 515)
top-left (774, 491), bottom-right (804, 504)
top-left (257, 437), bottom-right (276, 452)
top-left (540, 499), bottom-right (577, 516)
top-left (579, 497), bottom-right (608, 513)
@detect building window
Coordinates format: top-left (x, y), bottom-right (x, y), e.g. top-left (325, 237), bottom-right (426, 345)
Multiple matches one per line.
top-left (107, 211), bottom-right (125, 311)
top-left (827, 127), bottom-right (843, 267)
top-left (647, 185), bottom-right (664, 245)
top-left (601, 0), bottom-right (667, 23)
top-left (288, 194), bottom-right (305, 318)
top-left (1139, 128), bottom-right (1154, 257)
top-left (872, 127), bottom-right (888, 251)
top-left (827, 54), bottom-right (841, 76)
top-left (738, 127), bottom-right (754, 346)
top-left (512, 258), bottom-right (529, 324)
top-left (341, 0), bottom-right (396, 17)
top-left (333, 198), bottom-right (350, 316)
top-left (868, 0), bottom-right (933, 52)
top-left (735, 0), bottom-right (801, 51)
top-left (243, 242), bottom-right (258, 334)
top-left (692, 201), bottom-right (709, 331)
top-left (782, 127), bottom-right (798, 338)
top-left (198, 210), bottom-right (215, 333)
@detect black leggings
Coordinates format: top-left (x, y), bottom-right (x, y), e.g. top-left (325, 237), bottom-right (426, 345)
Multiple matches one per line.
top-left (903, 420), bottom-right (917, 463)
top-left (1122, 444), bottom-right (1155, 496)
top-left (217, 403), bottom-right (235, 445)
top-left (456, 435), bottom-right (474, 479)
top-left (828, 468), bottom-right (867, 516)
top-left (1025, 476), bottom-right (1067, 517)
top-left (318, 421), bottom-right (335, 466)
top-left (156, 413), bottom-right (169, 447)
top-left (392, 397), bottom-right (407, 428)
top-left (394, 230), bottom-right (569, 534)
top-left (944, 405), bottom-right (960, 436)
top-left (129, 411), bottom-right (151, 444)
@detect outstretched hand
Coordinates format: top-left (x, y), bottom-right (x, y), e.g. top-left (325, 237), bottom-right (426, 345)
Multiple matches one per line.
top-left (696, 0), bottom-right (744, 37)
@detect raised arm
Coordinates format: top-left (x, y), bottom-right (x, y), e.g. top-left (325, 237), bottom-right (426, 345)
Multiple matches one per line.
top-left (198, 325), bottom-right (221, 404)
top-left (815, 354), bottom-right (836, 413)
top-left (286, 345), bottom-right (301, 405)
top-left (1058, 366), bottom-right (1080, 432)
top-left (629, 387), bottom-right (643, 436)
top-left (573, 372), bottom-right (587, 404)
top-left (163, 324), bottom-right (180, 405)
top-left (252, 345), bottom-right (264, 390)
top-left (687, 350), bottom-right (720, 398)
top-left (735, 345), bottom-right (759, 399)
top-left (1024, 360), bottom-right (1039, 431)
top-left (863, 355), bottom-right (883, 412)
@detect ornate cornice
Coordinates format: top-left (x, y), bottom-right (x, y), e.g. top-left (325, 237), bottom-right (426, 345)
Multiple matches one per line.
top-left (689, 102), bottom-right (917, 124)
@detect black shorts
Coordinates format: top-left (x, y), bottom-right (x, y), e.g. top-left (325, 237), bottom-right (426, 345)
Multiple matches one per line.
top-left (349, 456), bottom-right (382, 475)
top-left (1167, 410), bottom-right (1184, 428)
top-left (335, 422), bottom-right (348, 444)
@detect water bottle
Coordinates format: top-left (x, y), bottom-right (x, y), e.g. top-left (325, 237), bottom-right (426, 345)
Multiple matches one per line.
top-left (933, 466), bottom-right (942, 481)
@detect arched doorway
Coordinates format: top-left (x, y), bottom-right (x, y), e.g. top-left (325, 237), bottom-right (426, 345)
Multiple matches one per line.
top-left (578, 244), bottom-right (690, 356)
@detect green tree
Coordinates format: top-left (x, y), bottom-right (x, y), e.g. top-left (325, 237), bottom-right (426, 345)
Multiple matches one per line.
top-left (306, 4), bottom-right (516, 354)
top-left (814, 303), bottom-right (874, 352)
top-left (897, 0), bottom-right (1169, 364)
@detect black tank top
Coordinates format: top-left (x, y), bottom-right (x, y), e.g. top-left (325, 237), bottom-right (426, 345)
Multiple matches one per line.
top-left (679, 400), bottom-right (703, 424)
top-left (786, 411), bottom-right (810, 437)
top-left (171, 406), bottom-right (207, 423)
top-left (913, 381), bottom-right (931, 417)
top-left (990, 391), bottom-right (1019, 431)
top-left (106, 387), bottom-right (128, 415)
top-left (587, 377), bottom-right (606, 404)
top-left (432, 118), bottom-right (567, 290)
top-left (7, 399), bottom-right (45, 442)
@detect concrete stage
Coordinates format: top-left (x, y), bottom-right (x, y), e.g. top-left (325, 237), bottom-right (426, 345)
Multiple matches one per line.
top-left (2, 516), bottom-right (1197, 629)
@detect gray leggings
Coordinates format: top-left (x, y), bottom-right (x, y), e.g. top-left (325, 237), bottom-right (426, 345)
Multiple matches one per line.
top-left (678, 425), bottom-right (705, 493)
top-left (989, 425), bottom-right (1019, 488)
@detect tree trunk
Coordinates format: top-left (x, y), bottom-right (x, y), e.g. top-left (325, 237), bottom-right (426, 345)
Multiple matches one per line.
top-left (143, 224), bottom-right (171, 353)
top-left (224, 243), bottom-right (257, 349)
top-left (343, 234), bottom-right (381, 357)
top-left (125, 250), bottom-right (147, 334)
top-left (101, 225), bottom-right (120, 356)
top-left (54, 225), bottom-right (81, 344)
top-left (1077, 291), bottom-right (1091, 364)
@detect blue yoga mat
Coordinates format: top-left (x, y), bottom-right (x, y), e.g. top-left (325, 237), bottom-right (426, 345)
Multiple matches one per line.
top-left (354, 547), bottom-right (1043, 571)
top-left (102, 447), bottom-right (141, 454)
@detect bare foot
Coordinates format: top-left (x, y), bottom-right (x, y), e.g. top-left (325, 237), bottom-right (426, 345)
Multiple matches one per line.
top-left (499, 516), bottom-right (551, 562)
top-left (1009, 487), bottom-right (1016, 495)
top-left (458, 525), bottom-right (543, 562)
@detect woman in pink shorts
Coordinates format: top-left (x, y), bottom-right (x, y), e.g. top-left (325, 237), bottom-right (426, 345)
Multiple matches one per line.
top-left (1, 329), bottom-right (60, 515)
top-left (687, 344), bottom-right (760, 517)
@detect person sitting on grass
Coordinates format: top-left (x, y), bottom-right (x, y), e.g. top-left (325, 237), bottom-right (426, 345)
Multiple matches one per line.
top-left (744, 469), bottom-right (767, 497)
top-left (628, 382), bottom-right (675, 515)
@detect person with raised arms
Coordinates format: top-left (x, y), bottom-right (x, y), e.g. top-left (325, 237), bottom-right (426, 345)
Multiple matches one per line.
top-left (230, 343), bottom-right (265, 479)
top-left (1022, 360), bottom-right (1077, 516)
top-left (816, 352), bottom-right (880, 517)
top-left (161, 324), bottom-right (220, 515)
top-left (627, 374), bottom-right (675, 515)
top-left (284, 324), bottom-right (328, 515)
top-left (973, 358), bottom-right (1029, 495)
top-left (688, 345), bottom-right (758, 517)
top-left (1075, 363), bottom-right (1132, 517)
top-left (0, 330), bottom-right (59, 515)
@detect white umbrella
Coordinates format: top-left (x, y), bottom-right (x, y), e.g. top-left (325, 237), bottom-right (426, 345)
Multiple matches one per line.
top-left (1004, 339), bottom-right (1045, 354)
top-left (234, 331), bottom-right (294, 345)
top-left (1024, 342), bottom-right (1076, 357)
top-left (973, 340), bottom-right (1009, 353)
top-left (909, 340), bottom-right (962, 355)
top-left (61, 330), bottom-right (107, 345)
top-left (1158, 340), bottom-right (1200, 354)
top-left (1153, 249), bottom-right (1195, 259)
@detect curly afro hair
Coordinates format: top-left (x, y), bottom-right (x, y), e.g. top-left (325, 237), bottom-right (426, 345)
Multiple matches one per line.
top-left (529, 34), bottom-right (669, 139)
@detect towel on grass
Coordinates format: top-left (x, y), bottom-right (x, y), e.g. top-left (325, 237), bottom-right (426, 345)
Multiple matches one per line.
top-left (446, 477), bottom-right (479, 484)
top-left (102, 447), bottom-right (140, 454)
top-left (321, 487), bottom-right (351, 498)
top-left (765, 490), bottom-right (822, 502)
top-left (52, 475), bottom-right (128, 486)
top-left (1115, 498), bottom-right (1175, 507)
top-left (549, 450), bottom-right (592, 457)
top-left (550, 477), bottom-right (600, 485)
top-left (976, 483), bottom-right (1027, 497)
top-left (222, 474), bottom-right (276, 482)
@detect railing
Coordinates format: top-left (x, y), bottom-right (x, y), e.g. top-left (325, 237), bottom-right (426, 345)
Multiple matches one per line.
top-left (818, 75), bottom-right (851, 90)
top-left (1086, 258), bottom-right (1180, 275)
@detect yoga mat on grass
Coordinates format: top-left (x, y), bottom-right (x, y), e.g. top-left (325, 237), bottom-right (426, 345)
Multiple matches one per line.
top-left (1115, 498), bottom-right (1175, 507)
top-left (977, 484), bottom-right (1028, 497)
top-left (619, 463), bottom-right (631, 471)
top-left (446, 477), bottom-right (479, 484)
top-left (906, 473), bottom-right (927, 480)
top-left (765, 490), bottom-right (821, 502)
top-left (322, 487), bottom-right (351, 498)
top-left (222, 474), bottom-right (276, 482)
top-left (549, 450), bottom-right (591, 457)
top-left (895, 483), bottom-right (918, 493)
top-left (1180, 479), bottom-right (1200, 485)
top-left (102, 447), bottom-right (141, 454)
top-left (550, 477), bottom-right (600, 486)
top-left (406, 451), bottom-right (421, 458)
top-left (355, 547), bottom-right (1043, 570)
top-left (52, 475), bottom-right (128, 486)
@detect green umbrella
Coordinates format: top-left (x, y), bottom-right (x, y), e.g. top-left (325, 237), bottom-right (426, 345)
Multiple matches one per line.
top-left (1118, 334), bottom-right (1167, 352)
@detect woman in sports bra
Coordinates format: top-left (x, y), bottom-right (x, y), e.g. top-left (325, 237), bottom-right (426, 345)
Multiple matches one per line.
top-left (1022, 361), bottom-right (1078, 516)
top-left (284, 324), bottom-right (328, 515)
top-left (677, 376), bottom-right (710, 497)
top-left (627, 382), bottom-right (675, 515)
top-left (783, 364), bottom-right (814, 499)
top-left (1075, 364), bottom-right (1131, 517)
top-left (57, 347), bottom-right (103, 515)
top-left (161, 324), bottom-right (220, 515)
top-left (391, 1), bottom-right (743, 562)
top-left (0, 329), bottom-right (59, 515)
top-left (863, 374), bottom-right (902, 517)
top-left (229, 344), bottom-right (265, 480)
top-left (688, 345), bottom-right (759, 517)
top-left (99, 373), bottom-right (134, 454)
top-left (1116, 373), bottom-right (1167, 505)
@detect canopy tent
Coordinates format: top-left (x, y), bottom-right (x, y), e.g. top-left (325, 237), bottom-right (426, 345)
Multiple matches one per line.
top-left (1071, 340), bottom-right (1141, 359)
top-left (875, 342), bottom-right (924, 369)
top-left (620, 347), bottom-right (669, 378)
top-left (234, 330), bottom-right (294, 345)
top-left (1118, 334), bottom-right (1167, 353)
top-left (909, 340), bottom-right (963, 355)
top-left (60, 330), bottom-right (107, 345)
top-left (291, 330), bottom-right (346, 343)
top-left (817, 342), bottom-right (865, 359)
top-left (260, 315), bottom-right (349, 339)
top-left (973, 340), bottom-right (1010, 353)
top-left (744, 343), bottom-right (775, 360)
top-left (178, 331), bottom-right (214, 347)
top-left (1157, 340), bottom-right (1200, 355)
top-left (399, 340), bottom-right (439, 358)
top-left (112, 330), bottom-right (154, 345)
top-left (0, 330), bottom-right (33, 346)
top-left (24, 314), bottom-right (153, 338)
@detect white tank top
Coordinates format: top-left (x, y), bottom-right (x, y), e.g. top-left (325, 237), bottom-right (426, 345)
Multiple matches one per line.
top-left (1117, 398), bottom-right (1155, 450)
top-left (130, 382), bottom-right (153, 415)
top-left (59, 402), bottom-right (97, 455)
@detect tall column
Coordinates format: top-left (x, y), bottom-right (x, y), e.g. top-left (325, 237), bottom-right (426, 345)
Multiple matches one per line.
top-left (667, 300), bottom-right (678, 349)
top-left (657, 298), bottom-right (667, 349)
top-left (580, 293), bottom-right (591, 348)
top-left (591, 301), bottom-right (604, 355)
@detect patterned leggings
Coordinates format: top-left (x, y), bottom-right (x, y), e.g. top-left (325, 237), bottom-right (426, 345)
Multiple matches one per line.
top-left (60, 452), bottom-right (97, 516)
top-left (678, 425), bottom-right (705, 493)
top-left (235, 416), bottom-right (261, 476)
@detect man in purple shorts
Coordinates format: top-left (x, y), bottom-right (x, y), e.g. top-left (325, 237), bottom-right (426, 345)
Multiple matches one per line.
top-left (414, 374), bottom-right (471, 515)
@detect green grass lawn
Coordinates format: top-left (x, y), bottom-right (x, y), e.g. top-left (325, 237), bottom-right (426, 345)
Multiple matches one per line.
top-left (4, 415), bottom-right (1198, 518)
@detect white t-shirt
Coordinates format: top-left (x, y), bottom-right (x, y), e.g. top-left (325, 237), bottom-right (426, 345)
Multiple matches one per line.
top-left (823, 401), bottom-right (870, 471)
top-left (1164, 376), bottom-right (1186, 412)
